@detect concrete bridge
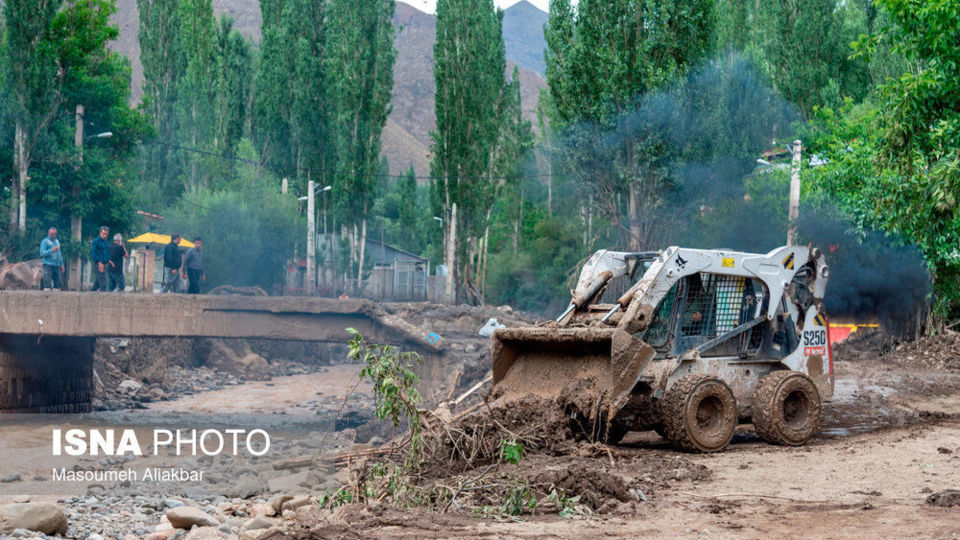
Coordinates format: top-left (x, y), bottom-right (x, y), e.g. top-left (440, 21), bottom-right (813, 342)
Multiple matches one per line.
top-left (0, 292), bottom-right (444, 413)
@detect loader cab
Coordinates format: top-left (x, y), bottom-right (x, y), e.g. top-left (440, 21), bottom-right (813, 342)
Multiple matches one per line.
top-left (640, 273), bottom-right (769, 358)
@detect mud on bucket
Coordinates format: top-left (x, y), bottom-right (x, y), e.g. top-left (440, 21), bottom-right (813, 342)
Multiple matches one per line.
top-left (490, 326), bottom-right (655, 435)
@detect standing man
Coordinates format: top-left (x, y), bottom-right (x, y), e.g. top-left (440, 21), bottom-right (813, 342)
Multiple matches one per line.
top-left (183, 237), bottom-right (205, 294)
top-left (90, 226), bottom-right (111, 292)
top-left (39, 227), bottom-right (65, 290)
top-left (108, 233), bottom-right (129, 292)
top-left (161, 234), bottom-right (183, 293)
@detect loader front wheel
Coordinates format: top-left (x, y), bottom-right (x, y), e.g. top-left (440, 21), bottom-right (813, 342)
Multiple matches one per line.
top-left (752, 371), bottom-right (821, 446)
top-left (662, 375), bottom-right (737, 453)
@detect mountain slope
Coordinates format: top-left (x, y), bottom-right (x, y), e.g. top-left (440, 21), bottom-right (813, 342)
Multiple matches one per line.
top-left (502, 1), bottom-right (548, 75)
top-left (110, 0), bottom-right (546, 176)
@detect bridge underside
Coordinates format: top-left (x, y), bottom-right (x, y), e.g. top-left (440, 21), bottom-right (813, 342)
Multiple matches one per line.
top-left (0, 292), bottom-right (447, 413)
top-left (0, 335), bottom-right (94, 413)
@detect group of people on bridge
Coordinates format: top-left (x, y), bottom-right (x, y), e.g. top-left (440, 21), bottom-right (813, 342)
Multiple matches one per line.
top-left (38, 227), bottom-right (205, 294)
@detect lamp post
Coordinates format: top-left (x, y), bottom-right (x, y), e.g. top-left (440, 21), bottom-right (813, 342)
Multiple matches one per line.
top-left (71, 103), bottom-right (113, 291)
top-left (305, 183), bottom-right (333, 295)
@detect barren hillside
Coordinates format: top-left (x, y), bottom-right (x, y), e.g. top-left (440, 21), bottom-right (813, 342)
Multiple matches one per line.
top-left (109, 0), bottom-right (546, 177)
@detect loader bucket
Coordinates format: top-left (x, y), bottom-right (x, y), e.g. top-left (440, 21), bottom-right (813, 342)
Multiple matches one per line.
top-left (491, 327), bottom-right (655, 423)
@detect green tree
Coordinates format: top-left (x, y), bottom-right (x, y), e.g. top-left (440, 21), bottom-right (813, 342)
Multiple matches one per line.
top-left (137, 0), bottom-right (184, 201)
top-left (432, 0), bottom-right (525, 302)
top-left (758, 0), bottom-right (844, 116)
top-left (326, 0), bottom-right (397, 281)
top-left (2, 0), bottom-right (63, 232)
top-left (165, 185), bottom-right (301, 291)
top-left (544, 0), bottom-right (713, 250)
top-left (252, 0), bottom-right (327, 183)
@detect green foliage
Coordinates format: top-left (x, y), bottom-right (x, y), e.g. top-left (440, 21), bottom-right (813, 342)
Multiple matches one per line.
top-left (326, 0), bottom-right (396, 224)
top-left (544, 0), bottom-right (713, 250)
top-left (501, 482), bottom-right (537, 516)
top-left (801, 0), bottom-right (960, 318)
top-left (347, 328), bottom-right (424, 470)
top-left (546, 487), bottom-right (589, 518)
top-left (164, 184), bottom-right (301, 291)
top-left (498, 437), bottom-right (524, 465)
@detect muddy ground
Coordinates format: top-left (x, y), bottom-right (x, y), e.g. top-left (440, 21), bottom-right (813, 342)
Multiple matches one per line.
top-left (293, 329), bottom-right (960, 539)
top-left (2, 312), bottom-right (960, 539)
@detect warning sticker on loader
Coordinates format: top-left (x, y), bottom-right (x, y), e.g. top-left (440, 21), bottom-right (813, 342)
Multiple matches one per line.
top-left (721, 257), bottom-right (735, 267)
top-left (802, 329), bottom-right (827, 356)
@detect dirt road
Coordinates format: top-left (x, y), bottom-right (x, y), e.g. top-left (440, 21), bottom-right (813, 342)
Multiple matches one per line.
top-left (302, 353), bottom-right (960, 539)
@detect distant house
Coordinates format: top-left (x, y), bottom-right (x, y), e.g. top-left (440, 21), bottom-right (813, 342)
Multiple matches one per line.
top-left (362, 238), bottom-right (431, 301)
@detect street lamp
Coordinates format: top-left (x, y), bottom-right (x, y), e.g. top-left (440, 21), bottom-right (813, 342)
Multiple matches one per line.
top-left (306, 182), bottom-right (335, 294)
top-left (433, 216), bottom-right (442, 227)
top-left (85, 131), bottom-right (113, 141)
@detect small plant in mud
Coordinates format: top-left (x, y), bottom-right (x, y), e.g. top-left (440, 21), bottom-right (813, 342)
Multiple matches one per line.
top-left (501, 482), bottom-right (538, 516)
top-left (317, 487), bottom-right (355, 509)
top-left (347, 328), bottom-right (424, 469)
top-left (547, 487), bottom-right (590, 518)
top-left (499, 437), bottom-right (525, 465)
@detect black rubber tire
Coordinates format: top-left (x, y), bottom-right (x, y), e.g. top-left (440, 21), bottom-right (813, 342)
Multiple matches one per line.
top-left (752, 371), bottom-right (822, 446)
top-left (662, 374), bottom-right (737, 453)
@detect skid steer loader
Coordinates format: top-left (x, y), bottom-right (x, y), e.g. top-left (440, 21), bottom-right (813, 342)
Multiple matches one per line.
top-left (491, 245), bottom-right (832, 452)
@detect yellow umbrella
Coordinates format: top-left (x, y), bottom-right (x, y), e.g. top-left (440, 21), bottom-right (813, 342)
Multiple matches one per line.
top-left (127, 233), bottom-right (195, 248)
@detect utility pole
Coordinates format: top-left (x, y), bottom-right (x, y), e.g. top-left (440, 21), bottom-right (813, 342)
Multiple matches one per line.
top-left (70, 105), bottom-right (84, 291)
top-left (787, 139), bottom-right (801, 246)
top-left (306, 179), bottom-right (316, 295)
top-left (445, 202), bottom-right (457, 304)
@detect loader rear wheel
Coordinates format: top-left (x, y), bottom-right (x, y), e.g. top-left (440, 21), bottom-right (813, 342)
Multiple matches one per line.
top-left (752, 371), bottom-right (821, 446)
top-left (662, 375), bottom-right (737, 453)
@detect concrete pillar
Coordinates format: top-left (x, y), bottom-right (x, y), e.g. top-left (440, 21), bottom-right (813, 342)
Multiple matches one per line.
top-left (0, 335), bottom-right (94, 413)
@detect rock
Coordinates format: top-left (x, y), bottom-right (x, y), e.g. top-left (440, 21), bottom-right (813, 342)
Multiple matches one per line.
top-left (185, 526), bottom-right (224, 540)
top-left (267, 471), bottom-right (310, 493)
top-left (368, 436), bottom-right (385, 446)
top-left (87, 534), bottom-right (105, 540)
top-left (118, 379), bottom-right (144, 395)
top-left (268, 495), bottom-right (292, 514)
top-left (0, 473), bottom-right (20, 483)
top-left (927, 490), bottom-right (960, 507)
top-left (248, 504), bottom-right (275, 518)
top-left (0, 260), bottom-right (42, 290)
top-left (164, 499), bottom-right (185, 509)
top-left (145, 531), bottom-right (177, 540)
top-left (12, 496), bottom-right (28, 504)
top-left (241, 516), bottom-right (277, 531)
top-left (224, 477), bottom-right (262, 500)
top-left (0, 503), bottom-right (68, 535)
top-left (280, 496), bottom-right (311, 513)
top-left (241, 527), bottom-right (279, 540)
top-left (165, 507), bottom-right (219, 529)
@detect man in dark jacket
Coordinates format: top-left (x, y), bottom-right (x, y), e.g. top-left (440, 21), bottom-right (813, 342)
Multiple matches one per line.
top-left (90, 226), bottom-right (111, 291)
top-left (182, 237), bottom-right (204, 294)
top-left (161, 234), bottom-right (184, 293)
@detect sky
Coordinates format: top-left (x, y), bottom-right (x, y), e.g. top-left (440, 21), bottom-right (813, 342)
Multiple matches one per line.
top-left (399, 0), bottom-right (555, 14)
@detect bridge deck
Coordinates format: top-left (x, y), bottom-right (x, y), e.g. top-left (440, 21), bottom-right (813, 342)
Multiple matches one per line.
top-left (0, 292), bottom-right (438, 352)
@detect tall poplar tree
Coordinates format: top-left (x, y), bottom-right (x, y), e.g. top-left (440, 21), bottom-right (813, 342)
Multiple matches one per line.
top-left (431, 0), bottom-right (509, 302)
top-left (326, 0), bottom-right (396, 280)
top-left (252, 0), bottom-right (327, 182)
top-left (137, 0), bottom-right (184, 200)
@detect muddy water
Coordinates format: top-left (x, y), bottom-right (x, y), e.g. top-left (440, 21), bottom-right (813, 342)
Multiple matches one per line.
top-left (0, 366), bottom-right (373, 502)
